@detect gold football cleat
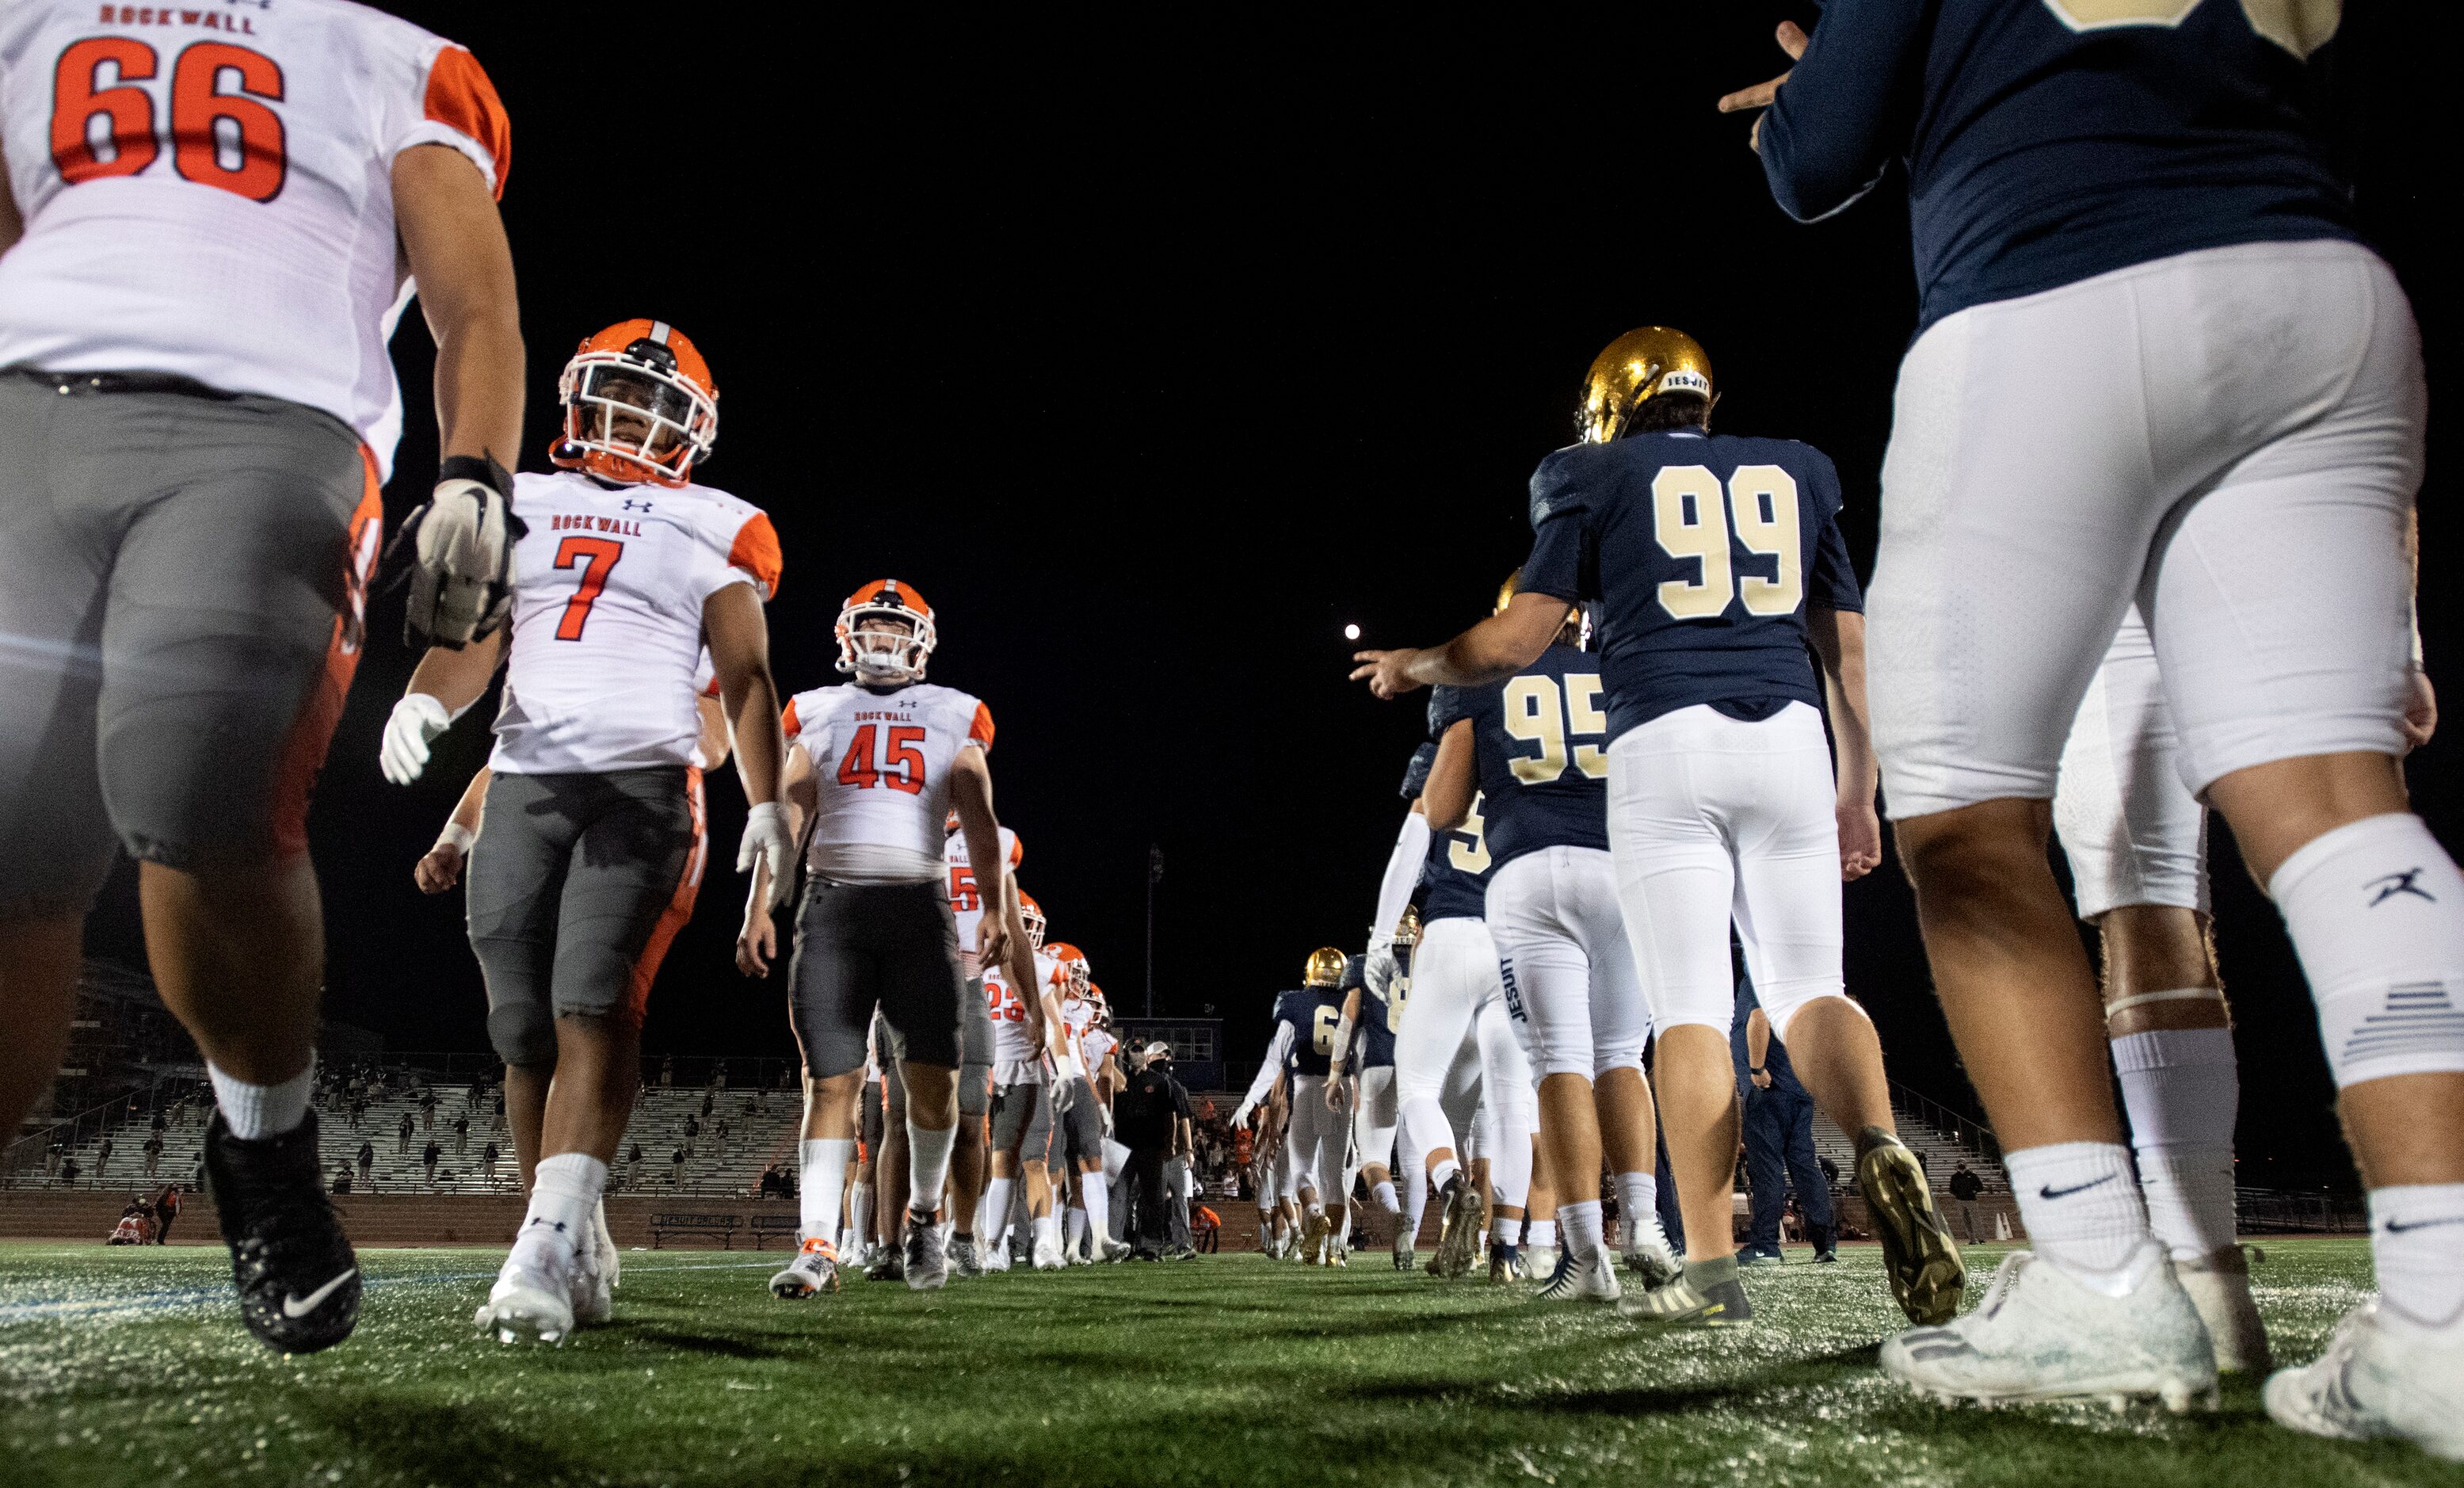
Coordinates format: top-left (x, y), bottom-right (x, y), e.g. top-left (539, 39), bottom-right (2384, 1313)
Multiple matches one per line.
top-left (1856, 1127), bottom-right (1967, 1326)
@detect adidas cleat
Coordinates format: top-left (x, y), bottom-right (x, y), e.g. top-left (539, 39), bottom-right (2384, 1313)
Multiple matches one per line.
top-left (1618, 1254), bottom-right (1753, 1329)
top-left (204, 1111), bottom-right (362, 1356)
top-left (1856, 1127), bottom-right (1967, 1326)
top-left (770, 1238), bottom-right (841, 1298)
top-left (2265, 1301), bottom-right (2464, 1459)
top-left (1880, 1244), bottom-right (2216, 1411)
top-left (1299, 1211), bottom-right (1331, 1266)
top-left (1623, 1217), bottom-right (1682, 1289)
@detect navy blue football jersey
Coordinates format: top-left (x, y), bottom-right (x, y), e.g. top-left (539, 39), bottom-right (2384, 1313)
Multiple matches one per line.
top-left (1520, 431), bottom-right (1860, 744)
top-left (1758, 0), bottom-right (2358, 330)
top-left (1272, 988), bottom-right (1345, 1078)
top-left (1428, 643), bottom-right (1610, 872)
top-left (1356, 987), bottom-right (1396, 1069)
top-left (1408, 715), bottom-right (1495, 921)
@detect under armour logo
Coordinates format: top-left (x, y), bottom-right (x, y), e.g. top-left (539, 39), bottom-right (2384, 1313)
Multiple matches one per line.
top-left (2367, 868), bottom-right (2435, 907)
top-left (622, 498), bottom-right (654, 512)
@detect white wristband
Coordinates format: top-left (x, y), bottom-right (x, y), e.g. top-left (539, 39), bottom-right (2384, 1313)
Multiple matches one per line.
top-left (435, 822), bottom-right (475, 856)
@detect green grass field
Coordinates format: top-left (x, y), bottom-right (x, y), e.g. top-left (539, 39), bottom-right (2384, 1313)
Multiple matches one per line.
top-left (0, 1237), bottom-right (2453, 1487)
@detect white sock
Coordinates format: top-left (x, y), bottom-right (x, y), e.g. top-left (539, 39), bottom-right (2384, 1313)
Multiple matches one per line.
top-left (799, 1138), bottom-right (852, 1245)
top-left (1034, 1212), bottom-right (1062, 1249)
top-left (981, 1177), bottom-right (1016, 1245)
top-left (1371, 1180), bottom-right (1400, 1216)
top-left (2111, 1027), bottom-right (2240, 1258)
top-left (1404, 1163), bottom-right (1428, 1237)
top-left (208, 1063), bottom-right (312, 1141)
top-left (1066, 1207), bottom-right (1089, 1250)
top-left (906, 1120), bottom-right (956, 1219)
top-left (1490, 1217), bottom-right (1520, 1246)
top-left (1081, 1177), bottom-right (1110, 1245)
top-left (2004, 1141), bottom-right (2149, 1284)
top-left (1613, 1171), bottom-right (1661, 1250)
top-left (2371, 1184), bottom-right (2464, 1331)
top-left (1305, 1200), bottom-right (1324, 1219)
top-left (1526, 1219), bottom-right (1557, 1250)
top-left (2270, 813), bottom-right (2464, 1088)
top-left (1559, 1199), bottom-right (1606, 1261)
top-left (524, 1153), bottom-right (607, 1253)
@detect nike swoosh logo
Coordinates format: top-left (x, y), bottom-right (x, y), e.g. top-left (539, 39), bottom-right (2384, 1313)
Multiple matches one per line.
top-left (2039, 1175), bottom-right (2118, 1201)
top-left (2383, 1215), bottom-right (2464, 1234)
top-left (280, 1269), bottom-right (357, 1318)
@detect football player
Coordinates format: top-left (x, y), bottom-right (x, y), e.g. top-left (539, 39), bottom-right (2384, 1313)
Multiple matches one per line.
top-left (1056, 967), bottom-right (1126, 1262)
top-left (1326, 951), bottom-right (1413, 1268)
top-left (1730, 2), bottom-right (2452, 1436)
top-left (383, 322), bottom-right (788, 1341)
top-left (1417, 586), bottom-right (1664, 1304)
top-left (1381, 738), bottom-right (1537, 1283)
top-left (978, 936), bottom-right (1073, 1271)
top-left (738, 580), bottom-right (1023, 1293)
top-left (943, 810), bottom-right (1022, 1276)
top-left (0, 0), bottom-right (519, 1355)
top-left (1355, 333), bottom-right (1959, 1330)
top-left (1233, 951), bottom-right (1351, 1263)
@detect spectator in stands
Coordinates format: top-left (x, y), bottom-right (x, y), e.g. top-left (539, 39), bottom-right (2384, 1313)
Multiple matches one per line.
top-left (59, 1154), bottom-right (79, 1187)
top-left (96, 1136), bottom-right (113, 1177)
top-left (627, 1142), bottom-right (646, 1188)
top-left (683, 1116), bottom-right (700, 1159)
top-left (670, 1147), bottom-right (686, 1186)
top-left (714, 1118), bottom-right (730, 1158)
top-left (454, 1114), bottom-right (470, 1157)
top-left (150, 1110), bottom-right (166, 1139)
top-left (396, 1111), bottom-right (413, 1156)
top-left (44, 1135), bottom-right (62, 1177)
top-left (659, 1055), bottom-right (675, 1088)
top-left (357, 1140), bottom-right (375, 1187)
top-left (483, 1143), bottom-right (501, 1185)
top-left (420, 1087), bottom-right (438, 1131)
top-left (143, 1135), bottom-right (163, 1180)
top-left (1949, 1162), bottom-right (1984, 1243)
top-left (332, 1163), bottom-right (352, 1195)
top-left (715, 1059), bottom-right (729, 1092)
top-left (154, 1184), bottom-right (181, 1245)
top-left (421, 1139), bottom-right (441, 1186)
top-left (699, 1089), bottom-right (714, 1119)
top-left (491, 1090), bottom-right (505, 1132)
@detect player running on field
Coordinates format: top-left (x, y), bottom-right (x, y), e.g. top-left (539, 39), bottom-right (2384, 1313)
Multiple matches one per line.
top-left (738, 579), bottom-right (1023, 1294)
top-left (1727, 0), bottom-right (2454, 1436)
top-left (1355, 330), bottom-right (1960, 1330)
top-left (382, 320), bottom-right (789, 1343)
top-left (0, 0), bottom-right (521, 1354)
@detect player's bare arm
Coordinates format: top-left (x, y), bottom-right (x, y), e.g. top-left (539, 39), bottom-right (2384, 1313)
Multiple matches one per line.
top-left (1807, 605), bottom-right (1882, 880)
top-left (1746, 1009), bottom-right (1774, 1091)
top-left (1420, 720), bottom-right (1478, 833)
top-left (2405, 508), bottom-right (2436, 752)
top-left (414, 768), bottom-right (493, 895)
top-left (695, 694), bottom-right (733, 771)
top-left (394, 145), bottom-right (523, 472)
top-left (1326, 986), bottom-right (1361, 1112)
top-left (950, 746), bottom-right (1012, 970)
top-left (380, 631), bottom-right (507, 786)
top-left (1714, 20), bottom-right (1808, 151)
top-left (736, 749), bottom-right (816, 978)
top-left (1351, 591), bottom-right (1570, 699)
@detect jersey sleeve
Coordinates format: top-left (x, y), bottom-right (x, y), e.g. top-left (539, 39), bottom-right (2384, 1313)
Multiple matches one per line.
top-left (1756, 0), bottom-right (1925, 223)
top-left (1427, 685), bottom-right (1472, 738)
top-left (966, 701), bottom-right (996, 750)
top-left (1520, 450), bottom-right (1597, 602)
top-left (1399, 741), bottom-right (1438, 799)
top-left (692, 509), bottom-right (781, 603)
top-left (386, 39), bottom-right (513, 200)
top-left (1810, 516), bottom-right (1865, 612)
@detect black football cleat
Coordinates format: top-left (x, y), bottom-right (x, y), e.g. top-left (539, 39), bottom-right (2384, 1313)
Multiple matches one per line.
top-left (204, 1110), bottom-right (361, 1354)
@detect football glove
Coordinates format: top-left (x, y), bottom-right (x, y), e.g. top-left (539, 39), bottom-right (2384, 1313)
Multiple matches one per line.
top-left (738, 802), bottom-right (795, 910)
top-left (1362, 946), bottom-right (1399, 1002)
top-left (379, 693), bottom-right (453, 786)
top-left (393, 454), bottom-right (523, 649)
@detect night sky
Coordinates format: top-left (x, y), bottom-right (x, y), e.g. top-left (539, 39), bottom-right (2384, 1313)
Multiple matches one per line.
top-left (82, 4), bottom-right (2451, 1189)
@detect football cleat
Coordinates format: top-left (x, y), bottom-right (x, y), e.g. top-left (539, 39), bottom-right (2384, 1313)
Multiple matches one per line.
top-left (770, 1238), bottom-right (841, 1299)
top-left (1624, 1217), bottom-right (1682, 1289)
top-left (1032, 1227), bottom-right (1066, 1272)
top-left (1522, 1245), bottom-right (1558, 1286)
top-left (2176, 1246), bottom-right (2271, 1374)
top-left (569, 1235), bottom-right (613, 1326)
top-left (904, 1211), bottom-right (949, 1290)
top-left (1098, 1237), bottom-right (1133, 1263)
top-left (1488, 1242), bottom-right (1520, 1285)
top-left (949, 1237), bottom-right (982, 1279)
top-left (2264, 1301), bottom-right (2464, 1460)
top-left (1537, 1245), bottom-right (1622, 1303)
top-left (1856, 1127), bottom-right (1967, 1326)
top-left (865, 1246), bottom-right (906, 1284)
top-left (1299, 1211), bottom-right (1331, 1266)
top-left (1324, 1238), bottom-right (1348, 1269)
top-left (1619, 1255), bottom-right (1753, 1330)
top-left (475, 1233), bottom-right (577, 1345)
top-left (204, 1111), bottom-right (362, 1355)
top-left (1392, 1217), bottom-right (1416, 1271)
top-left (1880, 1243), bottom-right (2217, 1410)
top-left (593, 1199), bottom-right (621, 1292)
top-left (1431, 1177), bottom-right (1484, 1280)
top-left (980, 1240), bottom-right (1013, 1273)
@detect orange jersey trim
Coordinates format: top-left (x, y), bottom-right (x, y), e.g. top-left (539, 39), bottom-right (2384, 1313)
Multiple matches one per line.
top-left (422, 47), bottom-right (511, 199)
top-left (624, 767), bottom-right (708, 1027)
top-left (780, 696), bottom-right (802, 741)
top-left (968, 701), bottom-right (995, 748)
top-left (728, 513), bottom-right (784, 599)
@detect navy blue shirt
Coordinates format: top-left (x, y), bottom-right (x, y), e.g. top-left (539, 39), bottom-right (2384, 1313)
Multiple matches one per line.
top-left (1406, 731), bottom-right (1494, 923)
top-left (1731, 975), bottom-right (1806, 1100)
top-left (1356, 987), bottom-right (1396, 1069)
top-left (1758, 0), bottom-right (2359, 331)
top-left (1520, 431), bottom-right (1859, 743)
top-left (1272, 988), bottom-right (1345, 1078)
top-left (1428, 643), bottom-right (1610, 872)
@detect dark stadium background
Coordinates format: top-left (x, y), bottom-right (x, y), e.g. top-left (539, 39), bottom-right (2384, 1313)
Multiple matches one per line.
top-left (78, 5), bottom-right (2448, 1190)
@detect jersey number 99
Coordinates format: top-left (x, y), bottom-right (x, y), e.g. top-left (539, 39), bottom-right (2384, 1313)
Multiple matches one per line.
top-left (1650, 464), bottom-right (1802, 622)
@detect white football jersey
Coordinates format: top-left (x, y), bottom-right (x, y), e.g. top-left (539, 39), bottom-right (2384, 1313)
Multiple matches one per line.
top-left (489, 470), bottom-right (780, 776)
top-left (946, 826), bottom-right (1021, 970)
top-left (984, 959), bottom-right (1046, 1078)
top-left (0, 0), bottom-right (509, 477)
top-left (1082, 1024), bottom-right (1117, 1081)
top-left (785, 681), bottom-right (994, 883)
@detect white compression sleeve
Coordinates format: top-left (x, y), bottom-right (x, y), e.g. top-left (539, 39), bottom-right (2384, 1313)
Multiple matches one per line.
top-left (1368, 812), bottom-right (1432, 952)
top-left (1237, 1022), bottom-right (1295, 1119)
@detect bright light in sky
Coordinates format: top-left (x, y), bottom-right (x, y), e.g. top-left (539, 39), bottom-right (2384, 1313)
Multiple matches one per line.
top-left (1344, 624), bottom-right (1361, 641)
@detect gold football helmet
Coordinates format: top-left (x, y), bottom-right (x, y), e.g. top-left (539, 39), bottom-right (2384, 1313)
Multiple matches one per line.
top-left (1303, 947), bottom-right (1347, 988)
top-left (1394, 905), bottom-right (1422, 950)
top-left (1576, 326), bottom-right (1712, 444)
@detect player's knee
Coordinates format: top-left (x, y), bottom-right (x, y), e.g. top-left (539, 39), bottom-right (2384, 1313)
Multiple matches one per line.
top-left (1763, 985), bottom-right (1857, 1044)
top-left (1895, 799), bottom-right (2054, 906)
top-left (486, 1002), bottom-right (555, 1070)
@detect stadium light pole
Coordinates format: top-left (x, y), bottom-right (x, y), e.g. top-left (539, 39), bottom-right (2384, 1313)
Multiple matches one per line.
top-left (1145, 844), bottom-right (1163, 1018)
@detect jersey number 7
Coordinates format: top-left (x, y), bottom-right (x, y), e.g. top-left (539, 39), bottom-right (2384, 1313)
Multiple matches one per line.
top-left (552, 536), bottom-right (624, 641)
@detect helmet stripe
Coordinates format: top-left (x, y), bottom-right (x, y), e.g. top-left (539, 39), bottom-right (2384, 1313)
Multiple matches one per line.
top-left (647, 320), bottom-right (673, 345)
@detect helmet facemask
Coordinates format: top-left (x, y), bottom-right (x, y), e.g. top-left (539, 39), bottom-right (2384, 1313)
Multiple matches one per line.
top-left (1019, 897), bottom-right (1047, 952)
top-left (838, 609), bottom-right (933, 685)
top-left (556, 339), bottom-right (717, 486)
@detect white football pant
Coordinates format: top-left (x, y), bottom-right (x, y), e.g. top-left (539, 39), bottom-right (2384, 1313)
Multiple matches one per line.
top-left (1394, 914), bottom-right (1532, 1207)
top-left (2054, 609), bottom-right (2209, 920)
top-left (1283, 1074), bottom-right (1343, 1208)
top-left (1487, 845), bottom-right (1647, 1081)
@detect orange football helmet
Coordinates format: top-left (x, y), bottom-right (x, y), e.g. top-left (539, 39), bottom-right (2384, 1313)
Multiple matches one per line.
top-left (836, 579), bottom-right (936, 684)
top-left (1047, 941), bottom-right (1085, 993)
top-left (551, 319), bottom-right (718, 487)
top-left (1018, 892), bottom-right (1047, 951)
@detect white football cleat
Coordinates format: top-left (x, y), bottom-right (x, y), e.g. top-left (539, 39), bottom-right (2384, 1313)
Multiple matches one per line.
top-left (1097, 1237), bottom-right (1133, 1263)
top-left (2175, 1246), bottom-right (2270, 1374)
top-left (1536, 1244), bottom-right (1622, 1303)
top-left (769, 1238), bottom-right (841, 1299)
top-left (593, 1198), bottom-right (621, 1291)
top-left (1623, 1216), bottom-right (1682, 1290)
top-left (1031, 1228), bottom-right (1066, 1272)
top-left (1521, 1244), bottom-right (1557, 1284)
top-left (2265, 1301), bottom-right (2464, 1460)
top-left (981, 1238), bottom-right (1013, 1272)
top-left (1881, 1243), bottom-right (2217, 1411)
top-left (568, 1237), bottom-right (613, 1326)
top-left (475, 1234), bottom-right (577, 1345)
